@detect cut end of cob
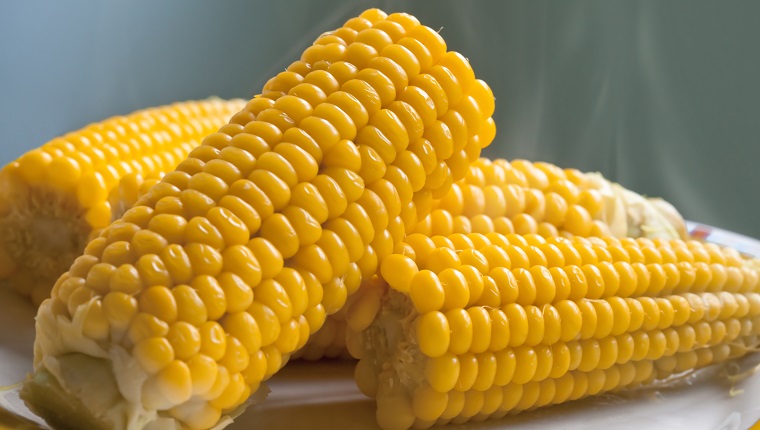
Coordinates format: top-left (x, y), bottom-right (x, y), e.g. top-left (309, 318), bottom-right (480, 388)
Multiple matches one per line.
top-left (360, 290), bottom-right (428, 430)
top-left (0, 168), bottom-right (93, 305)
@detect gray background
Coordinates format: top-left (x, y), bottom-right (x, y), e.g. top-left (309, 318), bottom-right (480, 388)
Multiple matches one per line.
top-left (1, 0), bottom-right (758, 237)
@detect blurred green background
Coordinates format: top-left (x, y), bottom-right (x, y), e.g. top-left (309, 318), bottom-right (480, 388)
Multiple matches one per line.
top-left (1, 0), bottom-right (758, 237)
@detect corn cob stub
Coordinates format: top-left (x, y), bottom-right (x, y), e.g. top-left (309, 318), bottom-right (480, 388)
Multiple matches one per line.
top-left (351, 233), bottom-right (760, 430)
top-left (0, 99), bottom-right (245, 305)
top-left (24, 8), bottom-right (495, 430)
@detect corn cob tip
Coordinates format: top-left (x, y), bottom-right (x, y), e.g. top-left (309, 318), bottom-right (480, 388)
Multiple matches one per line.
top-left (646, 197), bottom-right (688, 240)
top-left (582, 172), bottom-right (687, 241)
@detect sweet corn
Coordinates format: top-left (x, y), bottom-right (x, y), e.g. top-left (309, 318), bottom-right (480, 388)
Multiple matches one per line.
top-left (23, 8), bottom-right (495, 430)
top-left (0, 98), bottom-right (245, 305)
top-left (296, 157), bottom-right (689, 361)
top-left (350, 233), bottom-right (760, 429)
top-left (416, 157), bottom-right (688, 240)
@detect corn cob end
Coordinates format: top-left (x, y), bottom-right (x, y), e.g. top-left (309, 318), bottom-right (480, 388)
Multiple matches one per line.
top-left (0, 164), bottom-right (92, 305)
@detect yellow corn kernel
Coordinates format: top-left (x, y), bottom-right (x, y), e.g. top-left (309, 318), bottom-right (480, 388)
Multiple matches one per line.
top-left (417, 311), bottom-right (450, 357)
top-left (138, 286), bottom-right (178, 324)
top-left (133, 336), bottom-right (175, 374)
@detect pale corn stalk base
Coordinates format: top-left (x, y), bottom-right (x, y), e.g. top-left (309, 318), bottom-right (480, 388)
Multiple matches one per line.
top-left (21, 357), bottom-right (115, 430)
top-left (24, 297), bottom-right (270, 430)
top-left (0, 404), bottom-right (47, 430)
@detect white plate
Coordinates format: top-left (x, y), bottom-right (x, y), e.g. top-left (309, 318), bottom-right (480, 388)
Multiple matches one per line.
top-left (1, 223), bottom-right (760, 430)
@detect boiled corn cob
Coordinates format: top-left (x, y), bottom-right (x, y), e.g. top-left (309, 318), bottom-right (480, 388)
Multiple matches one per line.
top-left (418, 157), bottom-right (688, 240)
top-left (349, 232), bottom-right (760, 430)
top-left (0, 98), bottom-right (245, 305)
top-left (22, 8), bottom-right (495, 430)
top-left (295, 156), bottom-right (688, 361)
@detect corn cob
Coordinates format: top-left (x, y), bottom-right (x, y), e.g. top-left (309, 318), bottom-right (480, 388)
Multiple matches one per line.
top-left (0, 99), bottom-right (245, 305)
top-left (22, 8), bottom-right (495, 430)
top-left (295, 157), bottom-right (688, 361)
top-left (348, 232), bottom-right (760, 430)
top-left (418, 157), bottom-right (688, 240)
